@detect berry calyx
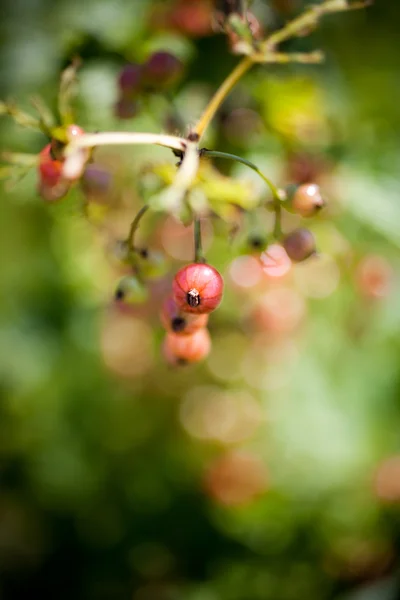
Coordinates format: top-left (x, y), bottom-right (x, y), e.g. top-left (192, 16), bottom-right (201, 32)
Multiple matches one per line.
top-left (161, 296), bottom-right (208, 335)
top-left (287, 183), bottom-right (324, 217)
top-left (282, 228), bottom-right (316, 262)
top-left (142, 51), bottom-right (183, 89)
top-left (163, 327), bottom-right (211, 365)
top-left (172, 263), bottom-right (224, 314)
top-left (114, 275), bottom-right (148, 304)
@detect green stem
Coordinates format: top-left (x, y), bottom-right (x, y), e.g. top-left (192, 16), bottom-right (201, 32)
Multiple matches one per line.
top-left (127, 205), bottom-right (149, 251)
top-left (202, 149), bottom-right (282, 202)
top-left (194, 218), bottom-right (203, 263)
top-left (273, 202), bottom-right (282, 240)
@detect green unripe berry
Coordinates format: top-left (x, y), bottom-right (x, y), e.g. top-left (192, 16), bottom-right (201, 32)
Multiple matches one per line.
top-left (114, 275), bottom-right (148, 304)
top-left (135, 249), bottom-right (170, 279)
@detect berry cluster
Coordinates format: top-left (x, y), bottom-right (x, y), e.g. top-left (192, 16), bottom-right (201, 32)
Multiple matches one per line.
top-left (115, 51), bottom-right (183, 120)
top-left (161, 263), bottom-right (224, 365)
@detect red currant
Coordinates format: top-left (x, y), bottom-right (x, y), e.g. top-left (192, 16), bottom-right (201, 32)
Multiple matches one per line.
top-left (172, 263), bottom-right (224, 314)
top-left (118, 63), bottom-right (143, 95)
top-left (161, 296), bottom-right (208, 335)
top-left (38, 144), bottom-right (63, 188)
top-left (163, 327), bottom-right (211, 365)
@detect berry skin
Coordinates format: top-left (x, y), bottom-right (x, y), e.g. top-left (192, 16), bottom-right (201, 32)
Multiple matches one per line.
top-left (142, 51), bottom-right (183, 89)
top-left (114, 275), bottom-right (148, 304)
top-left (163, 328), bottom-right (211, 365)
top-left (161, 296), bottom-right (208, 336)
top-left (172, 263), bottom-right (224, 314)
top-left (282, 228), bottom-right (316, 262)
top-left (118, 63), bottom-right (143, 95)
top-left (38, 144), bottom-right (63, 188)
top-left (287, 183), bottom-right (324, 217)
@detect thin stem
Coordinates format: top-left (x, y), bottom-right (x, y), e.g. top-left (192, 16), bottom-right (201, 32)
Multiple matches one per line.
top-left (202, 149), bottom-right (282, 201)
top-left (193, 55), bottom-right (254, 140)
top-left (194, 218), bottom-right (203, 263)
top-left (263, 0), bottom-right (370, 50)
top-left (273, 202), bottom-right (282, 240)
top-left (127, 205), bottom-right (149, 251)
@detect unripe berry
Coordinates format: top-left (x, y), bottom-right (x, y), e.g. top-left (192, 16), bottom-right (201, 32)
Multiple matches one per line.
top-left (114, 275), bottom-right (148, 304)
top-left (172, 263), bottom-right (224, 314)
top-left (287, 183), bottom-right (324, 217)
top-left (161, 296), bottom-right (208, 336)
top-left (118, 63), bottom-right (143, 95)
top-left (163, 328), bottom-right (211, 365)
top-left (142, 51), bottom-right (183, 89)
top-left (135, 249), bottom-right (170, 280)
top-left (282, 228), bottom-right (316, 262)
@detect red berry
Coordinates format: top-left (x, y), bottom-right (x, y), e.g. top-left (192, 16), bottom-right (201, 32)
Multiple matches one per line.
top-left (161, 296), bottom-right (208, 335)
top-left (38, 144), bottom-right (63, 188)
top-left (172, 263), bottom-right (224, 314)
top-left (118, 63), bottom-right (143, 94)
top-left (143, 51), bottom-right (183, 89)
top-left (163, 328), bottom-right (211, 365)
top-left (282, 228), bottom-right (316, 262)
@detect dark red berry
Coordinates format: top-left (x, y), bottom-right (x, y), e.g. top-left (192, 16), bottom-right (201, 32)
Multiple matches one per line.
top-left (172, 263), bottom-right (224, 314)
top-left (118, 63), bottom-right (143, 95)
top-left (143, 51), bottom-right (183, 89)
top-left (282, 228), bottom-right (316, 262)
top-left (161, 296), bottom-right (208, 335)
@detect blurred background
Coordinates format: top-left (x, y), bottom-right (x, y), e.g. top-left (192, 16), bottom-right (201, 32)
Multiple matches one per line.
top-left (1, 1), bottom-right (400, 599)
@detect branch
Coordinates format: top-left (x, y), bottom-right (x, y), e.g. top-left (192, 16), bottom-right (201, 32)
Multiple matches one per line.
top-left (253, 50), bottom-right (325, 64)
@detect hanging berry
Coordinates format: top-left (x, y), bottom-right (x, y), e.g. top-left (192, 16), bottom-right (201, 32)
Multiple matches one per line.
top-left (172, 263), bottom-right (224, 314)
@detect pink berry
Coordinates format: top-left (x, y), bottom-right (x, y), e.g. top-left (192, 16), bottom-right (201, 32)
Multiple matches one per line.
top-left (163, 328), bottom-right (211, 365)
top-left (172, 263), bottom-right (224, 314)
top-left (289, 183), bottom-right (324, 217)
top-left (161, 296), bottom-right (208, 335)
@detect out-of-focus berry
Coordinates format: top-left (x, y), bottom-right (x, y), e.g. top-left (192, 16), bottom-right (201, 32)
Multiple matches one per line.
top-left (66, 124), bottom-right (85, 141)
top-left (38, 144), bottom-right (63, 188)
top-left (142, 52), bottom-right (183, 89)
top-left (114, 97), bottom-right (139, 120)
top-left (114, 275), bottom-right (148, 304)
top-left (260, 244), bottom-right (292, 278)
top-left (118, 63), bottom-right (143, 95)
top-left (286, 183), bottom-right (324, 217)
top-left (161, 296), bottom-right (208, 335)
top-left (163, 328), bottom-right (211, 365)
top-left (82, 163), bottom-right (112, 198)
top-left (373, 456), bottom-right (400, 503)
top-left (173, 263), bottom-right (224, 314)
top-left (283, 228), bottom-right (316, 262)
top-left (356, 255), bottom-right (392, 300)
top-left (136, 249), bottom-right (170, 280)
top-left (168, 0), bottom-right (213, 37)
top-left (250, 288), bottom-right (306, 336)
top-left (204, 451), bottom-right (267, 506)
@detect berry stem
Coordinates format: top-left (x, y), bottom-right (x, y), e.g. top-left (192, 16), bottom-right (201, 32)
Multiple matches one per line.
top-left (127, 205), bottom-right (149, 252)
top-left (261, 0), bottom-right (371, 51)
top-left (194, 217), bottom-right (203, 263)
top-left (273, 202), bottom-right (282, 240)
top-left (66, 132), bottom-right (187, 153)
top-left (201, 149), bottom-right (282, 202)
top-left (193, 56), bottom-right (254, 140)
